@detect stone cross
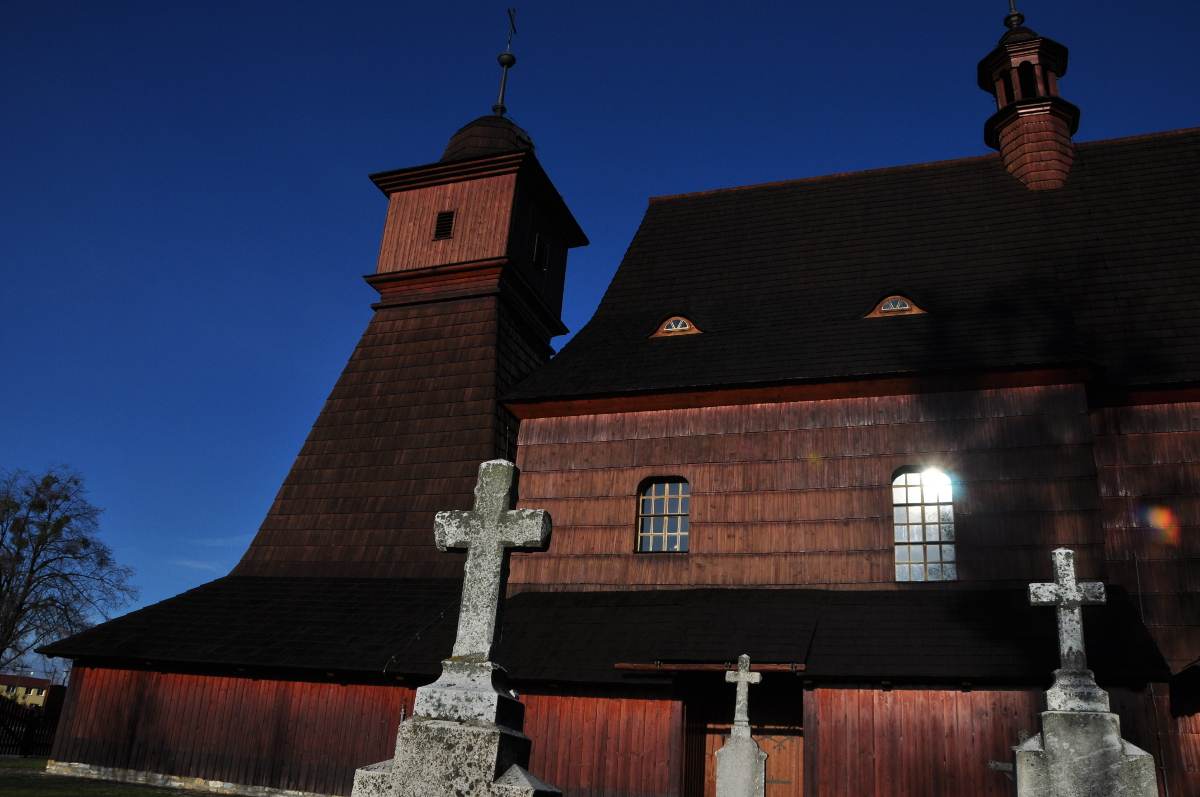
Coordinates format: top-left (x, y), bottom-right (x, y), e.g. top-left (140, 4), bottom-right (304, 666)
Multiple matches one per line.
top-left (725, 654), bottom-right (762, 739)
top-left (434, 460), bottom-right (550, 661)
top-left (1029, 548), bottom-right (1106, 672)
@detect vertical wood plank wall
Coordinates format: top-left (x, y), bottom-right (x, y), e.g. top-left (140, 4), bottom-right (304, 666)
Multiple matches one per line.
top-left (522, 692), bottom-right (685, 796)
top-left (51, 667), bottom-right (413, 796)
top-left (375, 173), bottom-right (516, 273)
top-left (804, 689), bottom-right (1041, 797)
top-left (53, 669), bottom-right (685, 797)
top-left (805, 687), bottom-right (1198, 797)
top-left (1093, 403), bottom-right (1200, 672)
top-left (511, 385), bottom-right (1102, 590)
top-left (1110, 685), bottom-right (1200, 794)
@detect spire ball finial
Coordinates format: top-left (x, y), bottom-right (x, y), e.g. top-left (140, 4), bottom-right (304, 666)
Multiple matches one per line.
top-left (1005, 0), bottom-right (1025, 29)
top-left (492, 8), bottom-right (518, 117)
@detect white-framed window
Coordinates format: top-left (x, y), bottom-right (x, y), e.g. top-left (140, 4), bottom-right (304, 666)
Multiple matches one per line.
top-left (637, 478), bottom-right (690, 552)
top-left (893, 468), bottom-right (956, 582)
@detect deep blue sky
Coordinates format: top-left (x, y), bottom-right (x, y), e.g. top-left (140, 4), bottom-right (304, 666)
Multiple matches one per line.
top-left (2, 1), bottom-right (1197, 633)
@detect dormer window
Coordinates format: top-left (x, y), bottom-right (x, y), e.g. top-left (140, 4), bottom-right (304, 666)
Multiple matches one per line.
top-left (651, 316), bottom-right (701, 338)
top-left (866, 295), bottom-right (925, 318)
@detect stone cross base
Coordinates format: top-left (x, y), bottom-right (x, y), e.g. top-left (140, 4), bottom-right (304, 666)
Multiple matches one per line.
top-left (1016, 710), bottom-right (1157, 797)
top-left (351, 660), bottom-right (560, 797)
top-left (352, 717), bottom-right (559, 797)
top-left (715, 736), bottom-right (767, 797)
top-left (1045, 669), bottom-right (1110, 713)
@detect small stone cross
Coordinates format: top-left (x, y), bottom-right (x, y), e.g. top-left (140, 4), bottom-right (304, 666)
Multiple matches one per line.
top-left (1029, 548), bottom-right (1106, 672)
top-left (434, 460), bottom-right (550, 661)
top-left (725, 654), bottom-right (762, 739)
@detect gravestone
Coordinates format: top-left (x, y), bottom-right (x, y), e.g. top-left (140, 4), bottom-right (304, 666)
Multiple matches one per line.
top-left (352, 460), bottom-right (561, 797)
top-left (1015, 548), bottom-right (1157, 797)
top-left (715, 654), bottom-right (767, 797)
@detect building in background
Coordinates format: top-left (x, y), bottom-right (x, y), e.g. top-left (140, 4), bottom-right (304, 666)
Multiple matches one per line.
top-left (41, 8), bottom-right (1200, 797)
top-left (0, 674), bottom-right (52, 708)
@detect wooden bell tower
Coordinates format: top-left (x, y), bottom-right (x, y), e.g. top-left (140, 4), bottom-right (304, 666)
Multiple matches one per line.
top-left (236, 67), bottom-right (586, 579)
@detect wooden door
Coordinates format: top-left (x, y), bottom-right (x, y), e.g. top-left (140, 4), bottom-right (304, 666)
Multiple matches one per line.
top-left (686, 723), bottom-right (804, 797)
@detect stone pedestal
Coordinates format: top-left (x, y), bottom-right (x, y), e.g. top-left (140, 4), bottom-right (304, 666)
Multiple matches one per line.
top-left (1015, 549), bottom-right (1159, 797)
top-left (351, 661), bottom-right (560, 797)
top-left (715, 735), bottom-right (766, 797)
top-left (350, 462), bottom-right (561, 797)
top-left (1016, 708), bottom-right (1156, 797)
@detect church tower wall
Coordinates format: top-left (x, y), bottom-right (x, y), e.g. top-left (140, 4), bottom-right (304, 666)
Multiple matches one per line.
top-left (235, 142), bottom-right (585, 579)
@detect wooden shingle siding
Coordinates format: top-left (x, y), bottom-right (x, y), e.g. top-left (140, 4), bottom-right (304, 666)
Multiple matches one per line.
top-left (51, 666), bottom-right (413, 797)
top-left (236, 296), bottom-right (504, 578)
top-left (511, 385), bottom-right (1102, 590)
top-left (1093, 402), bottom-right (1200, 672)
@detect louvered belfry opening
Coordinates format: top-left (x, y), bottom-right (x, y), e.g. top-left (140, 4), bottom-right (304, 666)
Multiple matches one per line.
top-left (433, 209), bottom-right (456, 240)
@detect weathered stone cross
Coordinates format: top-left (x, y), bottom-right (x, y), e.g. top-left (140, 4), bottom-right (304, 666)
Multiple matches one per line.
top-left (725, 654), bottom-right (762, 739)
top-left (434, 459), bottom-right (550, 662)
top-left (1029, 548), bottom-right (1106, 672)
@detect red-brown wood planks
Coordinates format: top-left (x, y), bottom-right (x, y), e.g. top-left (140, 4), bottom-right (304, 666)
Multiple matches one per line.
top-left (521, 691), bottom-right (684, 797)
top-left (51, 667), bottom-right (413, 796)
top-left (376, 173), bottom-right (517, 273)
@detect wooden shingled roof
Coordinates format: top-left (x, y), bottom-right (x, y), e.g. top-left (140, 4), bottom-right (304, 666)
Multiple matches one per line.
top-left (41, 579), bottom-right (1167, 688)
top-left (507, 128), bottom-right (1200, 403)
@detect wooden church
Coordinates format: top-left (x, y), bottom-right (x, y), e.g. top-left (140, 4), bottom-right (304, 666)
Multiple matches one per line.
top-left (42, 7), bottom-right (1200, 796)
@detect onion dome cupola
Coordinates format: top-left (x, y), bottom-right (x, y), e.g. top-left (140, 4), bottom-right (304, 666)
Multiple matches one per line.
top-left (977, 2), bottom-right (1081, 189)
top-left (441, 114), bottom-right (534, 162)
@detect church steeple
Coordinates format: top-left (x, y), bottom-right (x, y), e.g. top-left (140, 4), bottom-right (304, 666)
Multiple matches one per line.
top-left (977, 3), bottom-right (1081, 190)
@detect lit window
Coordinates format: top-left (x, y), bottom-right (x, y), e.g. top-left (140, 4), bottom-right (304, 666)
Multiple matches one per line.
top-left (652, 316), bottom-right (701, 337)
top-left (893, 468), bottom-right (956, 582)
top-left (637, 478), bottom-right (690, 552)
top-left (866, 295), bottom-right (925, 317)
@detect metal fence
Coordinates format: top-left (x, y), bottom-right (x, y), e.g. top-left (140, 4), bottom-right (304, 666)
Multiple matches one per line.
top-left (0, 697), bottom-right (59, 757)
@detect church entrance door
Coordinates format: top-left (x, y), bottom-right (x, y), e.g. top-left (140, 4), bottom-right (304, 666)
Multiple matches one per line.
top-left (684, 722), bottom-right (804, 796)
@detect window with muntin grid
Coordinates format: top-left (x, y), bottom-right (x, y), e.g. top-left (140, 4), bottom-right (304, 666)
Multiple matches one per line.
top-left (893, 468), bottom-right (956, 582)
top-left (637, 478), bottom-right (690, 552)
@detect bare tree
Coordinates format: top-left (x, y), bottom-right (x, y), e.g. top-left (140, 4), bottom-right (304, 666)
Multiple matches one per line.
top-left (0, 468), bottom-right (136, 670)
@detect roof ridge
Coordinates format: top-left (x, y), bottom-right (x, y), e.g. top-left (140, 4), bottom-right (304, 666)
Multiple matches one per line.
top-left (648, 125), bottom-right (1200, 204)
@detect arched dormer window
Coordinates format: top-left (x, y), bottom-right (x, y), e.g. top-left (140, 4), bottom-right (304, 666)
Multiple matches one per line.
top-left (866, 295), bottom-right (926, 318)
top-left (651, 316), bottom-right (702, 338)
top-left (637, 477), bottom-right (690, 552)
top-left (892, 468), bottom-right (956, 582)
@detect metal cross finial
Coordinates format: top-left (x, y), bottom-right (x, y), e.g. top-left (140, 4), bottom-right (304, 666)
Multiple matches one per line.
top-left (492, 8), bottom-right (518, 116)
top-left (1029, 548), bottom-right (1106, 672)
top-left (434, 459), bottom-right (550, 661)
top-left (725, 654), bottom-right (762, 739)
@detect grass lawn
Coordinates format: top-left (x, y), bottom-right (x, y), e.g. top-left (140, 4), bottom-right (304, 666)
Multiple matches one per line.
top-left (0, 758), bottom-right (213, 796)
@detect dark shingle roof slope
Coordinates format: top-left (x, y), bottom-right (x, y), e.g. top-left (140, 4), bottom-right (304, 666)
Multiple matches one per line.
top-left (510, 129), bottom-right (1200, 400)
top-left (40, 577), bottom-right (1167, 687)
